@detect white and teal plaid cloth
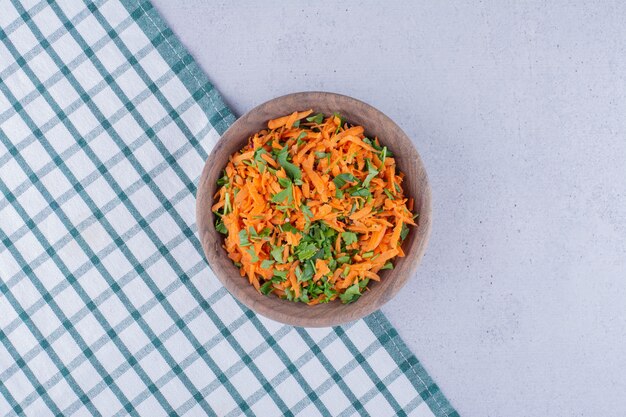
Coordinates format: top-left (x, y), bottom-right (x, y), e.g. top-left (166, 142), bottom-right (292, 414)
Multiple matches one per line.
top-left (0, 1), bottom-right (458, 416)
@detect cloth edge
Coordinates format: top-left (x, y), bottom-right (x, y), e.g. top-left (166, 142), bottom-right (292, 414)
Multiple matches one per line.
top-left (119, 0), bottom-right (236, 137)
top-left (365, 312), bottom-right (459, 417)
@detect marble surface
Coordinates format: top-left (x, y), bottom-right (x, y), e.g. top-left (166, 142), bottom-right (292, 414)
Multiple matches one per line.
top-left (151, 1), bottom-right (626, 415)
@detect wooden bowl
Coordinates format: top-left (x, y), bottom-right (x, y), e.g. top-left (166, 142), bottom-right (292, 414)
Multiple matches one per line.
top-left (196, 92), bottom-right (432, 327)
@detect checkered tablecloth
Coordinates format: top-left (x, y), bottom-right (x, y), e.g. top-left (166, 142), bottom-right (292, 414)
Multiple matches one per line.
top-left (0, 1), bottom-right (458, 416)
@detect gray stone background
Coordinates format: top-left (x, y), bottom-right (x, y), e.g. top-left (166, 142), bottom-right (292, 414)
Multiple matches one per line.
top-left (151, 1), bottom-right (626, 416)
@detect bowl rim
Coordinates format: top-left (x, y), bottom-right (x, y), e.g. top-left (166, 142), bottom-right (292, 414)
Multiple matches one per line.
top-left (196, 91), bottom-right (432, 327)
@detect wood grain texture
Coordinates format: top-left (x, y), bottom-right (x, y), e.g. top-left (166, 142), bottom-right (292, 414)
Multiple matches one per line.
top-left (196, 92), bottom-right (432, 327)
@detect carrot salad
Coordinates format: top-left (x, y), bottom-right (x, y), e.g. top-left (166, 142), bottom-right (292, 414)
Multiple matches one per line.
top-left (212, 110), bottom-right (416, 304)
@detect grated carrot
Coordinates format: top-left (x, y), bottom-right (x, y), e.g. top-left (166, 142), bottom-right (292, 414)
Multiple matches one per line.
top-left (212, 110), bottom-right (415, 304)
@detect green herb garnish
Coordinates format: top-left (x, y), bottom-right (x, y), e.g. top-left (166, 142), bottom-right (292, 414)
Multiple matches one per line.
top-left (339, 283), bottom-right (361, 303)
top-left (332, 173), bottom-right (357, 188)
top-left (276, 146), bottom-right (302, 181)
top-left (341, 232), bottom-right (358, 246)
top-left (215, 218), bottom-right (227, 234)
top-left (271, 246), bottom-right (284, 263)
top-left (306, 113), bottom-right (324, 124)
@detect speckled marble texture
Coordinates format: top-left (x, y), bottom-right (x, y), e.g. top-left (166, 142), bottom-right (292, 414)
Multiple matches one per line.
top-left (151, 1), bottom-right (626, 415)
